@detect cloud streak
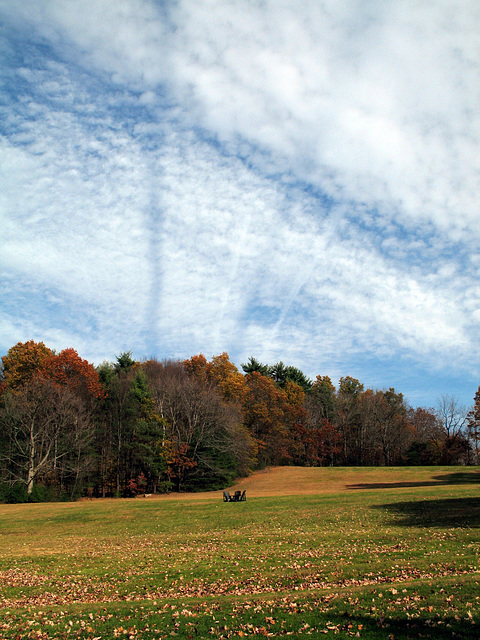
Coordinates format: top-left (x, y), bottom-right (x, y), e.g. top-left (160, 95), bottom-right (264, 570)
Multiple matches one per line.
top-left (1, 0), bottom-right (479, 406)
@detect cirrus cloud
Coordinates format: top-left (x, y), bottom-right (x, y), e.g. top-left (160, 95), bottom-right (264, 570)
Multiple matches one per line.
top-left (1, 0), bottom-right (479, 406)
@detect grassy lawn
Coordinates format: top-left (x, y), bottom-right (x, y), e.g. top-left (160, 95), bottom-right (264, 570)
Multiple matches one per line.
top-left (0, 466), bottom-right (479, 639)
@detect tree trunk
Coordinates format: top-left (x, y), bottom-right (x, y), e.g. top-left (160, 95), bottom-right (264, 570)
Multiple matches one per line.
top-left (27, 420), bottom-right (36, 494)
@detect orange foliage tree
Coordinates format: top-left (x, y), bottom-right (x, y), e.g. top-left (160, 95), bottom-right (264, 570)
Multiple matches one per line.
top-left (182, 354), bottom-right (212, 384)
top-left (242, 372), bottom-right (292, 467)
top-left (209, 352), bottom-right (246, 403)
top-left (184, 352), bottom-right (246, 403)
top-left (42, 348), bottom-right (104, 402)
top-left (1, 340), bottom-right (53, 392)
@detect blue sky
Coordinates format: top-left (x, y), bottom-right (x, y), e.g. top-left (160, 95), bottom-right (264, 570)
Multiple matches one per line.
top-left (1, 0), bottom-right (479, 409)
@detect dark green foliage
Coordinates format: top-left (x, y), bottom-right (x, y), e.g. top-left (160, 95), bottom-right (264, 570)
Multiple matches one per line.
top-left (404, 440), bottom-right (438, 465)
top-left (95, 362), bottom-right (168, 497)
top-left (97, 360), bottom-right (116, 387)
top-left (115, 351), bottom-right (136, 372)
top-left (242, 357), bottom-right (313, 392)
top-left (183, 449), bottom-right (239, 491)
top-left (241, 356), bottom-right (271, 377)
top-left (269, 361), bottom-right (313, 392)
top-left (27, 483), bottom-right (61, 503)
top-left (0, 482), bottom-right (62, 503)
top-left (0, 482), bottom-right (28, 503)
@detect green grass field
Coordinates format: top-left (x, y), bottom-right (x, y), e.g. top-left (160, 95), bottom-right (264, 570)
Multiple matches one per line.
top-left (1, 466), bottom-right (479, 639)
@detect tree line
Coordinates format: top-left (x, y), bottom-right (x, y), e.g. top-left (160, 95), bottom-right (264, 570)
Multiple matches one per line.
top-left (0, 341), bottom-right (478, 502)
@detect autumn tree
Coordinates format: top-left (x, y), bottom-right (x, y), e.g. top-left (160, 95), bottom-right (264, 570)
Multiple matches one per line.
top-left (298, 376), bottom-right (342, 467)
top-left (208, 352), bottom-right (247, 403)
top-left (338, 376), bottom-right (364, 397)
top-left (242, 372), bottom-right (294, 467)
top-left (184, 353), bottom-right (246, 404)
top-left (3, 338), bottom-right (477, 501)
top-left (1, 340), bottom-right (53, 391)
top-left (43, 348), bottom-right (105, 403)
top-left (408, 406), bottom-right (440, 442)
top-left (95, 360), bottom-right (118, 496)
top-left (317, 420), bottom-right (343, 466)
top-left (43, 348), bottom-right (104, 494)
top-left (182, 353), bottom-right (212, 383)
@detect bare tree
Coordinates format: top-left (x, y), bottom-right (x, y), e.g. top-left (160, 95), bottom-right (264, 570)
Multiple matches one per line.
top-left (0, 378), bottom-right (92, 495)
top-left (433, 394), bottom-right (472, 464)
top-left (436, 394), bottom-right (469, 438)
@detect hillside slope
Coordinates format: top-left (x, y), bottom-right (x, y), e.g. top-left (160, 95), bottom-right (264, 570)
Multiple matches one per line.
top-left (226, 465), bottom-right (480, 498)
top-left (147, 465), bottom-right (479, 500)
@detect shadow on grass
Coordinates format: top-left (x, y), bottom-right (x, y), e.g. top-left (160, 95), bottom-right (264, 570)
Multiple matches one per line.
top-left (348, 470), bottom-right (480, 491)
top-left (375, 497), bottom-right (480, 528)
top-left (331, 612), bottom-right (478, 640)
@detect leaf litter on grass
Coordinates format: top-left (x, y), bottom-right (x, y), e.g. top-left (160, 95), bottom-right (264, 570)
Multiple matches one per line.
top-left (1, 467), bottom-right (480, 638)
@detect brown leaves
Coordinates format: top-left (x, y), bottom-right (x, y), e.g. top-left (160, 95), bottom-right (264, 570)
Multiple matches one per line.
top-left (0, 569), bottom-right (48, 588)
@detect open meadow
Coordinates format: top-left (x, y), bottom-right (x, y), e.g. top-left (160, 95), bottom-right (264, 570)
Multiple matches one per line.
top-left (1, 466), bottom-right (479, 639)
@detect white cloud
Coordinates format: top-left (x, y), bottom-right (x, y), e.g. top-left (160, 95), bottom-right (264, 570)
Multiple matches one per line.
top-left (1, 0), bottom-right (479, 405)
top-left (7, 1), bottom-right (478, 235)
top-left (148, 1), bottom-right (480, 234)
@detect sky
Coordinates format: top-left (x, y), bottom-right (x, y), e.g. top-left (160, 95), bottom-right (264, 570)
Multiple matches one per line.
top-left (1, 0), bottom-right (479, 409)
